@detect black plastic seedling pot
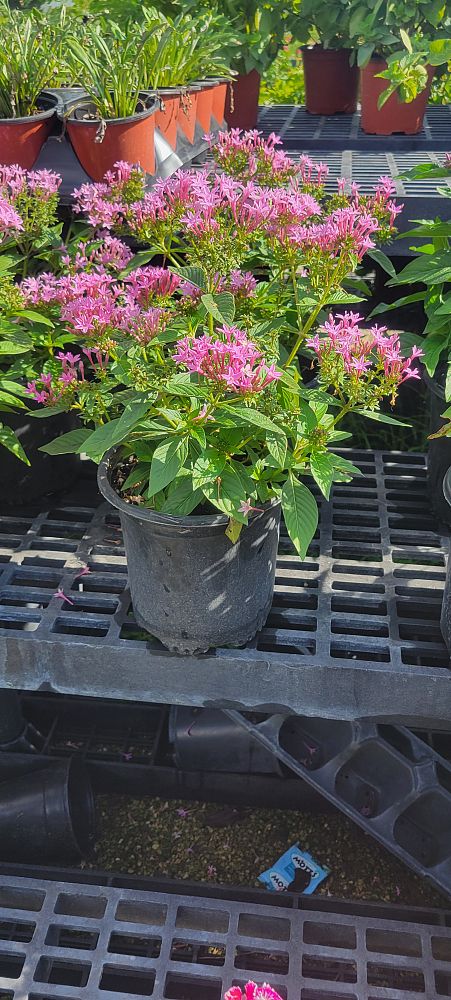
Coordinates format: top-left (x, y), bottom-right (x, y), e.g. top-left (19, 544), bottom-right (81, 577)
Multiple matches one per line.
top-left (0, 759), bottom-right (96, 864)
top-left (98, 447), bottom-right (281, 654)
top-left (423, 368), bottom-right (451, 526)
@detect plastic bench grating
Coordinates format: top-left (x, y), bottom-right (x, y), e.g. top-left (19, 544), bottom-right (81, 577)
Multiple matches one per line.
top-left (257, 104), bottom-right (451, 153)
top-left (0, 872), bottom-right (451, 999)
top-left (0, 450), bottom-right (450, 727)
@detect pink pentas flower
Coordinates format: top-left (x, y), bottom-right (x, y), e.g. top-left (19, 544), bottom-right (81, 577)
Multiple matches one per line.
top-left (125, 266), bottom-right (181, 304)
top-left (307, 313), bottom-right (423, 392)
top-left (229, 270), bottom-right (257, 297)
top-left (173, 325), bottom-right (281, 395)
top-left (0, 197), bottom-right (24, 236)
top-left (27, 169), bottom-right (61, 198)
top-left (445, 152), bottom-right (451, 169)
top-left (225, 983), bottom-right (284, 1000)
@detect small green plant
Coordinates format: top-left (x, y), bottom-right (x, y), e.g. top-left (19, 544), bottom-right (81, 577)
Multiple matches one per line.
top-left (0, 8), bottom-right (66, 118)
top-left (140, 8), bottom-right (236, 88)
top-left (66, 20), bottom-right (152, 120)
top-left (295, 0), bottom-right (355, 49)
top-left (260, 37), bottom-right (305, 105)
top-left (348, 0), bottom-right (451, 103)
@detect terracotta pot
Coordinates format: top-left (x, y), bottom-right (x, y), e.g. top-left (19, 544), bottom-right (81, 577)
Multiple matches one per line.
top-left (0, 96), bottom-right (57, 169)
top-left (192, 81), bottom-right (215, 133)
top-left (360, 60), bottom-right (435, 135)
top-left (207, 78), bottom-right (229, 124)
top-left (302, 46), bottom-right (359, 115)
top-left (155, 88), bottom-right (181, 150)
top-left (67, 95), bottom-right (157, 181)
top-left (177, 88), bottom-right (199, 143)
top-left (225, 70), bottom-right (261, 130)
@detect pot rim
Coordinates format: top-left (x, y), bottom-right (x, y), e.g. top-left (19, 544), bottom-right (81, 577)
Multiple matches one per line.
top-left (98, 446), bottom-right (281, 529)
top-left (0, 98), bottom-right (57, 125)
top-left (302, 44), bottom-right (352, 54)
top-left (444, 467), bottom-right (451, 507)
top-left (422, 365), bottom-right (445, 399)
top-left (67, 93), bottom-right (157, 126)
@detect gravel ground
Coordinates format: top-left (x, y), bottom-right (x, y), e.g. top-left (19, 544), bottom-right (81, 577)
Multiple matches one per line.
top-left (91, 795), bottom-right (448, 909)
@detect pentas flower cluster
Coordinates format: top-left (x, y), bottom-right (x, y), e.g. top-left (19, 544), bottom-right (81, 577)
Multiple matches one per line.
top-left (61, 235), bottom-right (133, 274)
top-left (0, 165), bottom-right (61, 247)
top-left (27, 348), bottom-right (109, 406)
top-left (293, 207), bottom-right (379, 262)
top-left (173, 325), bottom-right (281, 394)
top-left (208, 129), bottom-right (302, 187)
top-left (23, 263), bottom-right (177, 348)
top-left (308, 312), bottom-right (423, 406)
top-left (336, 174), bottom-right (403, 241)
top-left (225, 985), bottom-right (283, 1000)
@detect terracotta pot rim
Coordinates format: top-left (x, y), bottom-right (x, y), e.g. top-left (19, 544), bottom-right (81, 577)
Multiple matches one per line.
top-left (0, 102), bottom-right (57, 125)
top-left (68, 94), bottom-right (157, 126)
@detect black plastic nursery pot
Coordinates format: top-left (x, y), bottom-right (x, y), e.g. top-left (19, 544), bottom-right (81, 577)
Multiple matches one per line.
top-left (440, 466), bottom-right (451, 655)
top-left (98, 447), bottom-right (281, 654)
top-left (423, 366), bottom-right (451, 526)
top-left (0, 759), bottom-right (96, 864)
top-left (0, 410), bottom-right (81, 505)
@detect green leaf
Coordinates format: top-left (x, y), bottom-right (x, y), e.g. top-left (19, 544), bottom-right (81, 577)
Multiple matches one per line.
top-left (192, 448), bottom-right (225, 489)
top-left (202, 464), bottom-right (248, 523)
top-left (428, 38), bottom-right (451, 66)
top-left (122, 463), bottom-right (148, 491)
top-left (83, 397), bottom-right (150, 463)
top-left (201, 291), bottom-right (235, 325)
top-left (310, 451), bottom-right (336, 500)
top-left (119, 249), bottom-right (161, 275)
top-left (225, 518), bottom-right (243, 543)
top-left (369, 292), bottom-right (426, 317)
top-left (266, 428), bottom-right (287, 468)
top-left (366, 248), bottom-right (397, 278)
top-left (165, 374), bottom-right (208, 399)
top-left (17, 309), bottom-right (54, 327)
top-left (147, 437), bottom-right (188, 498)
top-left (0, 256), bottom-right (16, 275)
top-left (323, 289), bottom-right (364, 304)
top-left (357, 409), bottom-right (411, 427)
top-left (30, 403), bottom-right (68, 418)
top-left (0, 424), bottom-right (30, 465)
top-left (281, 473), bottom-right (318, 559)
top-left (163, 474), bottom-right (204, 515)
top-left (174, 265), bottom-right (207, 291)
top-left (422, 334), bottom-right (445, 376)
top-left (400, 28), bottom-right (412, 53)
top-left (223, 406), bottom-right (282, 434)
top-left (39, 428), bottom-right (91, 455)
top-left (388, 252), bottom-right (451, 286)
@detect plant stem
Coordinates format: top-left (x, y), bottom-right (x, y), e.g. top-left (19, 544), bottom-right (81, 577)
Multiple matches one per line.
top-left (284, 256), bottom-right (345, 369)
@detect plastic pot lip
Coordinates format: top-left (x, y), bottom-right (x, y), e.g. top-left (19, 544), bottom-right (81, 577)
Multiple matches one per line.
top-left (0, 97), bottom-right (57, 124)
top-left (67, 93), bottom-right (157, 126)
top-left (66, 758), bottom-right (96, 855)
top-left (155, 87), bottom-right (183, 97)
top-left (302, 44), bottom-right (351, 54)
top-left (444, 467), bottom-right (451, 507)
top-left (98, 446), bottom-right (281, 530)
top-left (423, 365), bottom-right (445, 400)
